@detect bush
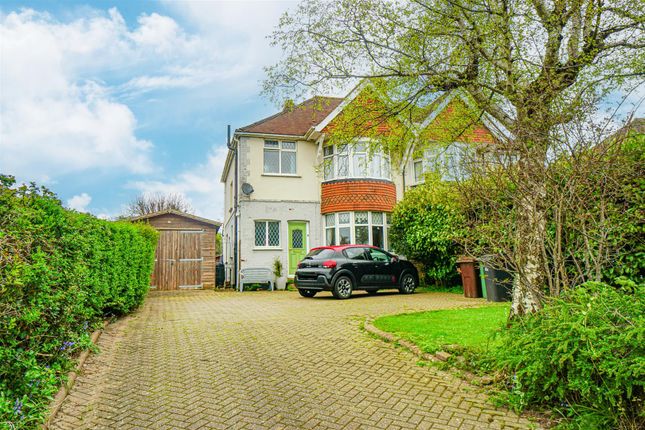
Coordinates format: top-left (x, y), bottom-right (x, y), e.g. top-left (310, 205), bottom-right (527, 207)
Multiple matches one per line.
top-left (0, 176), bottom-right (157, 428)
top-left (389, 174), bottom-right (464, 286)
top-left (493, 279), bottom-right (644, 429)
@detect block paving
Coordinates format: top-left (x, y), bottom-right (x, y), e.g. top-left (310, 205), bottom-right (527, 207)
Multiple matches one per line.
top-left (51, 290), bottom-right (540, 429)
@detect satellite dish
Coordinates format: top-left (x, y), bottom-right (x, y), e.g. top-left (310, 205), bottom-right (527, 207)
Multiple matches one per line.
top-left (241, 183), bottom-right (254, 195)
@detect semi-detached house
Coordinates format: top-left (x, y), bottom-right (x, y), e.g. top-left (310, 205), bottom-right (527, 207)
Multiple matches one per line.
top-left (221, 86), bottom-right (499, 287)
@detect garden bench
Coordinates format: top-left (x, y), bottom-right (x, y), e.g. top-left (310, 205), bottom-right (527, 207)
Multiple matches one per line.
top-left (240, 268), bottom-right (274, 291)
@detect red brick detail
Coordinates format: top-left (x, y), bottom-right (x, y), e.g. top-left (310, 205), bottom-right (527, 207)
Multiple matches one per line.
top-left (321, 180), bottom-right (397, 214)
top-left (421, 99), bottom-right (496, 144)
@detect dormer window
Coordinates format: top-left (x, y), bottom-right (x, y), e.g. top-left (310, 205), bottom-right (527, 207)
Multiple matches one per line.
top-left (264, 140), bottom-right (297, 175)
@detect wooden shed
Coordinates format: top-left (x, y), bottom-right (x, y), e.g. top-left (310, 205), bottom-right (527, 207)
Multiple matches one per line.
top-left (132, 209), bottom-right (222, 290)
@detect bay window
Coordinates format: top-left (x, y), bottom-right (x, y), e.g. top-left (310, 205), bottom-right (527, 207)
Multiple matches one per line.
top-left (414, 143), bottom-right (470, 182)
top-left (338, 212), bottom-right (351, 245)
top-left (324, 211), bottom-right (390, 249)
top-left (322, 142), bottom-right (390, 181)
top-left (324, 214), bottom-right (336, 246)
top-left (413, 159), bottom-right (424, 183)
top-left (354, 211), bottom-right (369, 244)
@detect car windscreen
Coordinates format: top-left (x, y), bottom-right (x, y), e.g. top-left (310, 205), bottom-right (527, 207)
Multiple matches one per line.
top-left (304, 249), bottom-right (336, 259)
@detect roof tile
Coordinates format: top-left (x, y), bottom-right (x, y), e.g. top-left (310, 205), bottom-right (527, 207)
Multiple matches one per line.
top-left (238, 96), bottom-right (343, 136)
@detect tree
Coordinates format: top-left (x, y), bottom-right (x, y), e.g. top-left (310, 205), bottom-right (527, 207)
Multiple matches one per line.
top-left (126, 193), bottom-right (193, 217)
top-left (216, 233), bottom-right (222, 256)
top-left (264, 0), bottom-right (644, 316)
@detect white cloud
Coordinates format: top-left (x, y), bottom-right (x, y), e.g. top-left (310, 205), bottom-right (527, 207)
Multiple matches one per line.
top-left (162, 1), bottom-right (291, 74)
top-left (126, 145), bottom-right (228, 221)
top-left (0, 8), bottom-right (207, 182)
top-left (66, 192), bottom-right (92, 212)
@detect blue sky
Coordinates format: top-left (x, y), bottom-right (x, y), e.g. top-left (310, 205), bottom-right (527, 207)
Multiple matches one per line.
top-left (2, 1), bottom-right (642, 221)
top-left (0, 0), bottom-right (301, 220)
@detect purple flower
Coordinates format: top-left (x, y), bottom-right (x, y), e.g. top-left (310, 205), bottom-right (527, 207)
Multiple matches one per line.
top-left (13, 398), bottom-right (23, 416)
top-left (59, 341), bottom-right (75, 351)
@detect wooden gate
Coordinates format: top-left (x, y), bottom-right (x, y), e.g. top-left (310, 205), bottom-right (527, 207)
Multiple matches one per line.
top-left (151, 230), bottom-right (203, 290)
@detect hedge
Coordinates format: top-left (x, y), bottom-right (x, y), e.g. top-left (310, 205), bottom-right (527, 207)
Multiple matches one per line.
top-left (389, 174), bottom-right (464, 286)
top-left (492, 279), bottom-right (644, 429)
top-left (0, 175), bottom-right (158, 428)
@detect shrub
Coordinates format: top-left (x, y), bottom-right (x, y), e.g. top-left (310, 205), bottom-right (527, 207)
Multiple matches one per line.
top-left (493, 279), bottom-right (644, 429)
top-left (0, 176), bottom-right (157, 428)
top-left (389, 174), bottom-right (464, 286)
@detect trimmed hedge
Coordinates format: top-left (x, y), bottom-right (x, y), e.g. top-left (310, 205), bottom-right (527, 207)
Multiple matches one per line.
top-left (389, 174), bottom-right (464, 286)
top-left (0, 175), bottom-right (157, 428)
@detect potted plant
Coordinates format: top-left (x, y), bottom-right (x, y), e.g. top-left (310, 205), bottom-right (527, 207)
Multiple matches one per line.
top-left (273, 257), bottom-right (287, 290)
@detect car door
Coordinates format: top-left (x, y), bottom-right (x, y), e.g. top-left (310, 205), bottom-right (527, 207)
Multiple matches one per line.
top-left (342, 247), bottom-right (372, 286)
top-left (367, 248), bottom-right (395, 286)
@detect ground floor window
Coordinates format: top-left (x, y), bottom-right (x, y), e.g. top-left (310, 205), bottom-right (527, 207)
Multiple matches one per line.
top-left (324, 211), bottom-right (390, 249)
top-left (255, 220), bottom-right (280, 248)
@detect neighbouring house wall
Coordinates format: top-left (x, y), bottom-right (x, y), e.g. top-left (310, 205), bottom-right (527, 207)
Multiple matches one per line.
top-left (420, 98), bottom-right (496, 144)
top-left (238, 199), bottom-right (322, 274)
top-left (144, 213), bottom-right (219, 289)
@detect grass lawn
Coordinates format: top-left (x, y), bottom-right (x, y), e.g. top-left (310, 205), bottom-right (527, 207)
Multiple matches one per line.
top-left (373, 304), bottom-right (510, 353)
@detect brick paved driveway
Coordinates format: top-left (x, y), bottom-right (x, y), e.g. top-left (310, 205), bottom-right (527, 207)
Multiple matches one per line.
top-left (51, 291), bottom-right (538, 430)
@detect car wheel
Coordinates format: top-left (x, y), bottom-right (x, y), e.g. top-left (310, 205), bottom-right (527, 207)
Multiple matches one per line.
top-left (367, 289), bottom-right (378, 295)
top-left (399, 273), bottom-right (416, 294)
top-left (332, 276), bottom-right (353, 299)
top-left (298, 289), bottom-right (317, 298)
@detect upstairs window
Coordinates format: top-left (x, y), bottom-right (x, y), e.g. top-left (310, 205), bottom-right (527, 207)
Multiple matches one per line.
top-left (414, 143), bottom-right (470, 182)
top-left (413, 159), bottom-right (424, 183)
top-left (264, 140), bottom-right (297, 175)
top-left (322, 142), bottom-right (389, 181)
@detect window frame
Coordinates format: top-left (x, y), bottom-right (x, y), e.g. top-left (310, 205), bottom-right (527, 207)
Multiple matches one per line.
top-left (254, 220), bottom-right (281, 249)
top-left (323, 211), bottom-right (390, 249)
top-left (416, 142), bottom-right (473, 182)
top-left (322, 141), bottom-right (390, 181)
top-left (413, 159), bottom-right (424, 183)
top-left (263, 140), bottom-right (297, 176)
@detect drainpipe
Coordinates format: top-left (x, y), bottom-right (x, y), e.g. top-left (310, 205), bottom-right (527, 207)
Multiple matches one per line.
top-left (402, 166), bottom-right (406, 196)
top-left (227, 125), bottom-right (240, 291)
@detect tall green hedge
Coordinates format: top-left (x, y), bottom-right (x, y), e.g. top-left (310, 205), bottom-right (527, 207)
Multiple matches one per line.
top-left (0, 175), bottom-right (157, 428)
top-left (389, 174), bottom-right (464, 286)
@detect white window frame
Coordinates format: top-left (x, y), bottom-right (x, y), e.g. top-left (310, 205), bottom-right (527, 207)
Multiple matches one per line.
top-left (323, 211), bottom-right (391, 250)
top-left (322, 141), bottom-right (390, 181)
top-left (254, 220), bottom-right (281, 249)
top-left (413, 159), bottom-right (424, 183)
top-left (415, 142), bottom-right (471, 182)
top-left (263, 140), bottom-right (297, 175)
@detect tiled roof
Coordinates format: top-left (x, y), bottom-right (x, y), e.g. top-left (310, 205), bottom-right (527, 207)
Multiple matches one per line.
top-left (237, 96), bottom-right (343, 136)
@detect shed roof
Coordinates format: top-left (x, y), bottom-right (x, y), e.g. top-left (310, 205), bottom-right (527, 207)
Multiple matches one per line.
top-left (237, 96), bottom-right (343, 136)
top-left (130, 209), bottom-right (222, 227)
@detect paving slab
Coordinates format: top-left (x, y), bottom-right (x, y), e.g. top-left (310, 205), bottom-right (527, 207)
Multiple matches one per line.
top-left (51, 290), bottom-right (539, 429)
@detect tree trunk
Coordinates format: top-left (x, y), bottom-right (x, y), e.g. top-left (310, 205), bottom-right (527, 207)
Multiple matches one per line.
top-left (510, 124), bottom-right (549, 317)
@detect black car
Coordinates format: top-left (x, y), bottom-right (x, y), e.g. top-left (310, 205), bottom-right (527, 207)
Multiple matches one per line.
top-left (294, 245), bottom-right (419, 299)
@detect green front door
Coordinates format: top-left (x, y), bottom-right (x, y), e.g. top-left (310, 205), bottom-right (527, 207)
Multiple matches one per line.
top-left (288, 221), bottom-right (307, 275)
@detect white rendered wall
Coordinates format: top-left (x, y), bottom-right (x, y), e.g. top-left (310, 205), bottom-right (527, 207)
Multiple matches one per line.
top-left (238, 200), bottom-right (322, 274)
